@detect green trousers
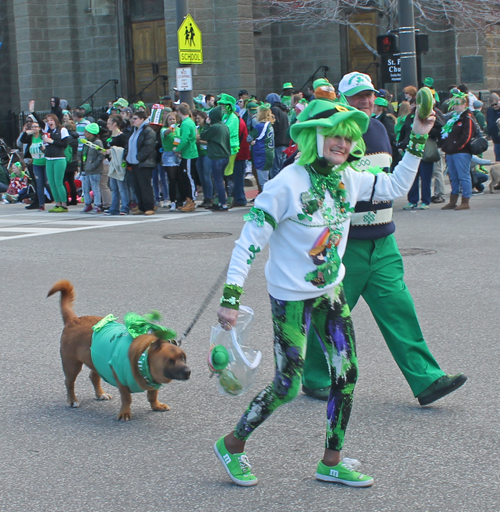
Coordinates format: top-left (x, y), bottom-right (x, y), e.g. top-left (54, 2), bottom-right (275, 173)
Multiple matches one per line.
top-left (46, 158), bottom-right (67, 203)
top-left (303, 234), bottom-right (445, 397)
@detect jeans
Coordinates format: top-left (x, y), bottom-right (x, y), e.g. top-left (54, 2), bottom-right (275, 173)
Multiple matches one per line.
top-left (83, 174), bottom-right (102, 206)
top-left (210, 157), bottom-right (229, 206)
top-left (408, 160), bottom-right (433, 205)
top-left (494, 143), bottom-right (500, 161)
top-left (196, 155), bottom-right (213, 200)
top-left (256, 169), bottom-right (269, 188)
top-left (446, 153), bottom-right (472, 198)
top-left (270, 145), bottom-right (288, 179)
top-left (153, 163), bottom-right (169, 202)
top-left (33, 164), bottom-right (48, 206)
top-left (471, 171), bottom-right (488, 191)
top-left (109, 177), bottom-right (130, 214)
top-left (232, 159), bottom-right (247, 205)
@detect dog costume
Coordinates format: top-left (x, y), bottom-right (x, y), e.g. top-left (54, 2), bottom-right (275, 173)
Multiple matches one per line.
top-left (91, 313), bottom-right (176, 393)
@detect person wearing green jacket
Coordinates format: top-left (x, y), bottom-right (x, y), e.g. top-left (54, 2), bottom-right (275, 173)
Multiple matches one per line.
top-left (174, 103), bottom-right (199, 212)
top-left (200, 106), bottom-right (231, 211)
top-left (161, 111), bottom-right (181, 210)
top-left (218, 94), bottom-right (240, 179)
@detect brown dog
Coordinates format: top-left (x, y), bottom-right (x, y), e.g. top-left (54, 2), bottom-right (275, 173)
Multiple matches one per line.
top-left (48, 280), bottom-right (191, 421)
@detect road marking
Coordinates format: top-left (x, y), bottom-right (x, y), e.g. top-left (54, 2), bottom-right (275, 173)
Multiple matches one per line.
top-left (0, 212), bottom-right (211, 242)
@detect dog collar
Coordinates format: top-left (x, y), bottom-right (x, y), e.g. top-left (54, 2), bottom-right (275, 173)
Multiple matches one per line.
top-left (137, 348), bottom-right (162, 390)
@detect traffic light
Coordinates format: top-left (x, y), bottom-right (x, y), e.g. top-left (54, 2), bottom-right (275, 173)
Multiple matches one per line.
top-left (416, 33), bottom-right (429, 54)
top-left (377, 33), bottom-right (398, 55)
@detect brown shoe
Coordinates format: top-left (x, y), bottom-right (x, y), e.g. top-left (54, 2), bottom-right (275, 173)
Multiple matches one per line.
top-left (144, 210), bottom-right (155, 215)
top-left (441, 194), bottom-right (459, 210)
top-left (132, 209), bottom-right (144, 215)
top-left (455, 197), bottom-right (470, 210)
top-left (179, 198), bottom-right (196, 212)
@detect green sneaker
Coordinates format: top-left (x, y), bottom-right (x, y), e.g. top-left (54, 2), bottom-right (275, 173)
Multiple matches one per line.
top-left (213, 436), bottom-right (258, 487)
top-left (316, 459), bottom-right (374, 487)
top-left (48, 206), bottom-right (61, 213)
top-left (417, 373), bottom-right (467, 406)
top-left (403, 203), bottom-right (417, 210)
top-left (418, 203), bottom-right (430, 209)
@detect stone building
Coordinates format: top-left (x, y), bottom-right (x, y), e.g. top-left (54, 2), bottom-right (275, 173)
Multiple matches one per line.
top-left (1, 0), bottom-right (499, 141)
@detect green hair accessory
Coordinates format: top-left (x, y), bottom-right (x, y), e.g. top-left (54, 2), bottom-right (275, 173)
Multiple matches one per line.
top-left (124, 311), bottom-right (177, 340)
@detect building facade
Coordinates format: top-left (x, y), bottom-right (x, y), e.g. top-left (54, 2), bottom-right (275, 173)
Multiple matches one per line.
top-left (1, 0), bottom-right (499, 140)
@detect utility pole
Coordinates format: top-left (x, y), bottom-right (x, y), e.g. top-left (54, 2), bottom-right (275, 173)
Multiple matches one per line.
top-left (398, 0), bottom-right (418, 88)
top-left (176, 0), bottom-right (193, 107)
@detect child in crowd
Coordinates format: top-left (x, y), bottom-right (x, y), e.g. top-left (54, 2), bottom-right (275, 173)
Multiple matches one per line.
top-left (2, 162), bottom-right (27, 203)
top-left (81, 123), bottom-right (105, 213)
top-left (247, 103), bottom-right (275, 188)
top-left (160, 111), bottom-right (181, 211)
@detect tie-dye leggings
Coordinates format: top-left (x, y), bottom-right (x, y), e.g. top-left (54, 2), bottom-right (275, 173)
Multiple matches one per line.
top-left (234, 286), bottom-right (358, 451)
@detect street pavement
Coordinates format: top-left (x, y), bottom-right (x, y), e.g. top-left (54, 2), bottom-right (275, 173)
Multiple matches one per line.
top-left (0, 188), bottom-right (499, 512)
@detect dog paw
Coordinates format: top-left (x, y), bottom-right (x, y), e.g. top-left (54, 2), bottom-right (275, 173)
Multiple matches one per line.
top-left (152, 402), bottom-right (170, 412)
top-left (97, 393), bottom-right (112, 401)
top-left (118, 412), bottom-right (131, 421)
top-left (69, 401), bottom-right (80, 408)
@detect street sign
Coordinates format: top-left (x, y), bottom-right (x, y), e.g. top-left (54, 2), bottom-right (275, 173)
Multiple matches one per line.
top-left (381, 55), bottom-right (401, 83)
top-left (176, 67), bottom-right (193, 91)
top-left (178, 14), bottom-right (203, 64)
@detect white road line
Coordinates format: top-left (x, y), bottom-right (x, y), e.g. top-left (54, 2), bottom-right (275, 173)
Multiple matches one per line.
top-left (0, 212), bottom-right (211, 242)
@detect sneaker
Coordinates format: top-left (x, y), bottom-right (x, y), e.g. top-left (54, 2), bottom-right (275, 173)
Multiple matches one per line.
top-left (403, 203), bottom-right (417, 210)
top-left (302, 385), bottom-right (329, 401)
top-left (418, 203), bottom-right (429, 209)
top-left (211, 205), bottom-right (229, 211)
top-left (104, 211), bottom-right (119, 216)
top-left (169, 203), bottom-right (176, 211)
top-left (213, 436), bottom-right (258, 487)
top-left (119, 211), bottom-right (127, 216)
top-left (431, 195), bottom-right (446, 204)
top-left (48, 206), bottom-right (62, 213)
top-left (82, 204), bottom-right (93, 213)
top-left (132, 209), bottom-right (144, 215)
top-left (417, 373), bottom-right (467, 406)
top-left (25, 202), bottom-right (40, 210)
top-left (316, 459), bottom-right (374, 487)
top-left (38, 206), bottom-right (45, 212)
top-left (90, 206), bottom-right (103, 214)
top-left (472, 190), bottom-right (484, 195)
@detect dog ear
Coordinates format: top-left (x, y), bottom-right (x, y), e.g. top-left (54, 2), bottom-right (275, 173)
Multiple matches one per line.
top-left (150, 337), bottom-right (164, 350)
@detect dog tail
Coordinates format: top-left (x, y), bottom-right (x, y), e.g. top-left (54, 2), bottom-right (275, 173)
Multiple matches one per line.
top-left (47, 280), bottom-right (78, 325)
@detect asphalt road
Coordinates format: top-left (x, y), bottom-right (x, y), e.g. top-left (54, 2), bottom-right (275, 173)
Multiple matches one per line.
top-left (0, 190), bottom-right (499, 512)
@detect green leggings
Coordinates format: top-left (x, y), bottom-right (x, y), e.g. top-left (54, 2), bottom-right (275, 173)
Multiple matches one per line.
top-left (46, 158), bottom-right (67, 203)
top-left (303, 235), bottom-right (444, 396)
top-left (234, 287), bottom-right (358, 451)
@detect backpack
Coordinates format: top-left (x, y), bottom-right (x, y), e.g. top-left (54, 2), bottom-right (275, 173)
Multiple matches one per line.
top-left (64, 144), bottom-right (73, 164)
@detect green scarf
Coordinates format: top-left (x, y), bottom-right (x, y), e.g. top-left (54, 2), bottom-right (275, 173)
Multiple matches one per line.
top-left (441, 111), bottom-right (461, 139)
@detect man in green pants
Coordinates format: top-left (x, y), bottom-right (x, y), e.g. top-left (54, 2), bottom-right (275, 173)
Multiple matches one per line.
top-left (302, 72), bottom-right (467, 405)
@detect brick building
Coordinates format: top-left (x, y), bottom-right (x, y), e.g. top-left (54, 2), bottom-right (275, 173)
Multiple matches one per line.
top-left (1, 0), bottom-right (499, 140)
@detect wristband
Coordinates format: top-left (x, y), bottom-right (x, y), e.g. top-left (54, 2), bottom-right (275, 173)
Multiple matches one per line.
top-left (220, 283), bottom-right (243, 311)
top-left (406, 131), bottom-right (428, 158)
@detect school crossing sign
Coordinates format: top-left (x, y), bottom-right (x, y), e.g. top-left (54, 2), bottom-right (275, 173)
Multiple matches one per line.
top-left (178, 14), bottom-right (203, 64)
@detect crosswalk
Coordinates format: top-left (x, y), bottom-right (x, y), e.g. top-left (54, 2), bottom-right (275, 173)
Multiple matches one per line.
top-left (0, 208), bottom-right (211, 242)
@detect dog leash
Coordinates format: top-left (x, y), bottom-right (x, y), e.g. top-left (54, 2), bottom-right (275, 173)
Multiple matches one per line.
top-left (176, 263), bottom-right (229, 346)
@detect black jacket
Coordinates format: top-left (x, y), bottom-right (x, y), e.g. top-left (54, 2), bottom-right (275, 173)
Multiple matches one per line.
top-left (271, 104), bottom-right (290, 147)
top-left (132, 125), bottom-right (157, 168)
top-left (439, 110), bottom-right (475, 155)
top-left (44, 127), bottom-right (69, 158)
top-left (50, 97), bottom-right (64, 124)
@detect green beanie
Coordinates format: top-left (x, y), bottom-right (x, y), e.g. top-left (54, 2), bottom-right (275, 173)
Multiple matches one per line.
top-left (85, 123), bottom-right (100, 135)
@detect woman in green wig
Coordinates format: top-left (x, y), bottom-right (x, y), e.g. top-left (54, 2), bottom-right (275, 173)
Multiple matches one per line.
top-left (213, 97), bottom-right (435, 488)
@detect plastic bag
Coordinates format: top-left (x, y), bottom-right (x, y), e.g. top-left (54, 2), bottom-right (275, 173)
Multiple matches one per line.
top-left (208, 306), bottom-right (262, 396)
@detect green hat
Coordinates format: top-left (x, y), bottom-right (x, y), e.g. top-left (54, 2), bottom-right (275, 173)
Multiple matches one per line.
top-left (218, 93), bottom-right (236, 108)
top-left (312, 78), bottom-right (332, 91)
top-left (113, 97), bottom-right (129, 109)
top-left (374, 97), bottom-right (388, 107)
top-left (247, 101), bottom-right (259, 110)
top-left (423, 77), bottom-right (434, 87)
top-left (80, 103), bottom-right (92, 114)
top-left (290, 99), bottom-right (370, 141)
top-left (134, 101), bottom-right (146, 110)
top-left (259, 102), bottom-right (271, 111)
top-left (85, 123), bottom-right (100, 135)
top-left (193, 94), bottom-right (205, 106)
top-left (283, 82), bottom-right (293, 89)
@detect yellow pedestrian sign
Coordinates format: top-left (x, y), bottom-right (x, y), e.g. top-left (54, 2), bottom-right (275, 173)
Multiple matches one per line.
top-left (178, 14), bottom-right (203, 64)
